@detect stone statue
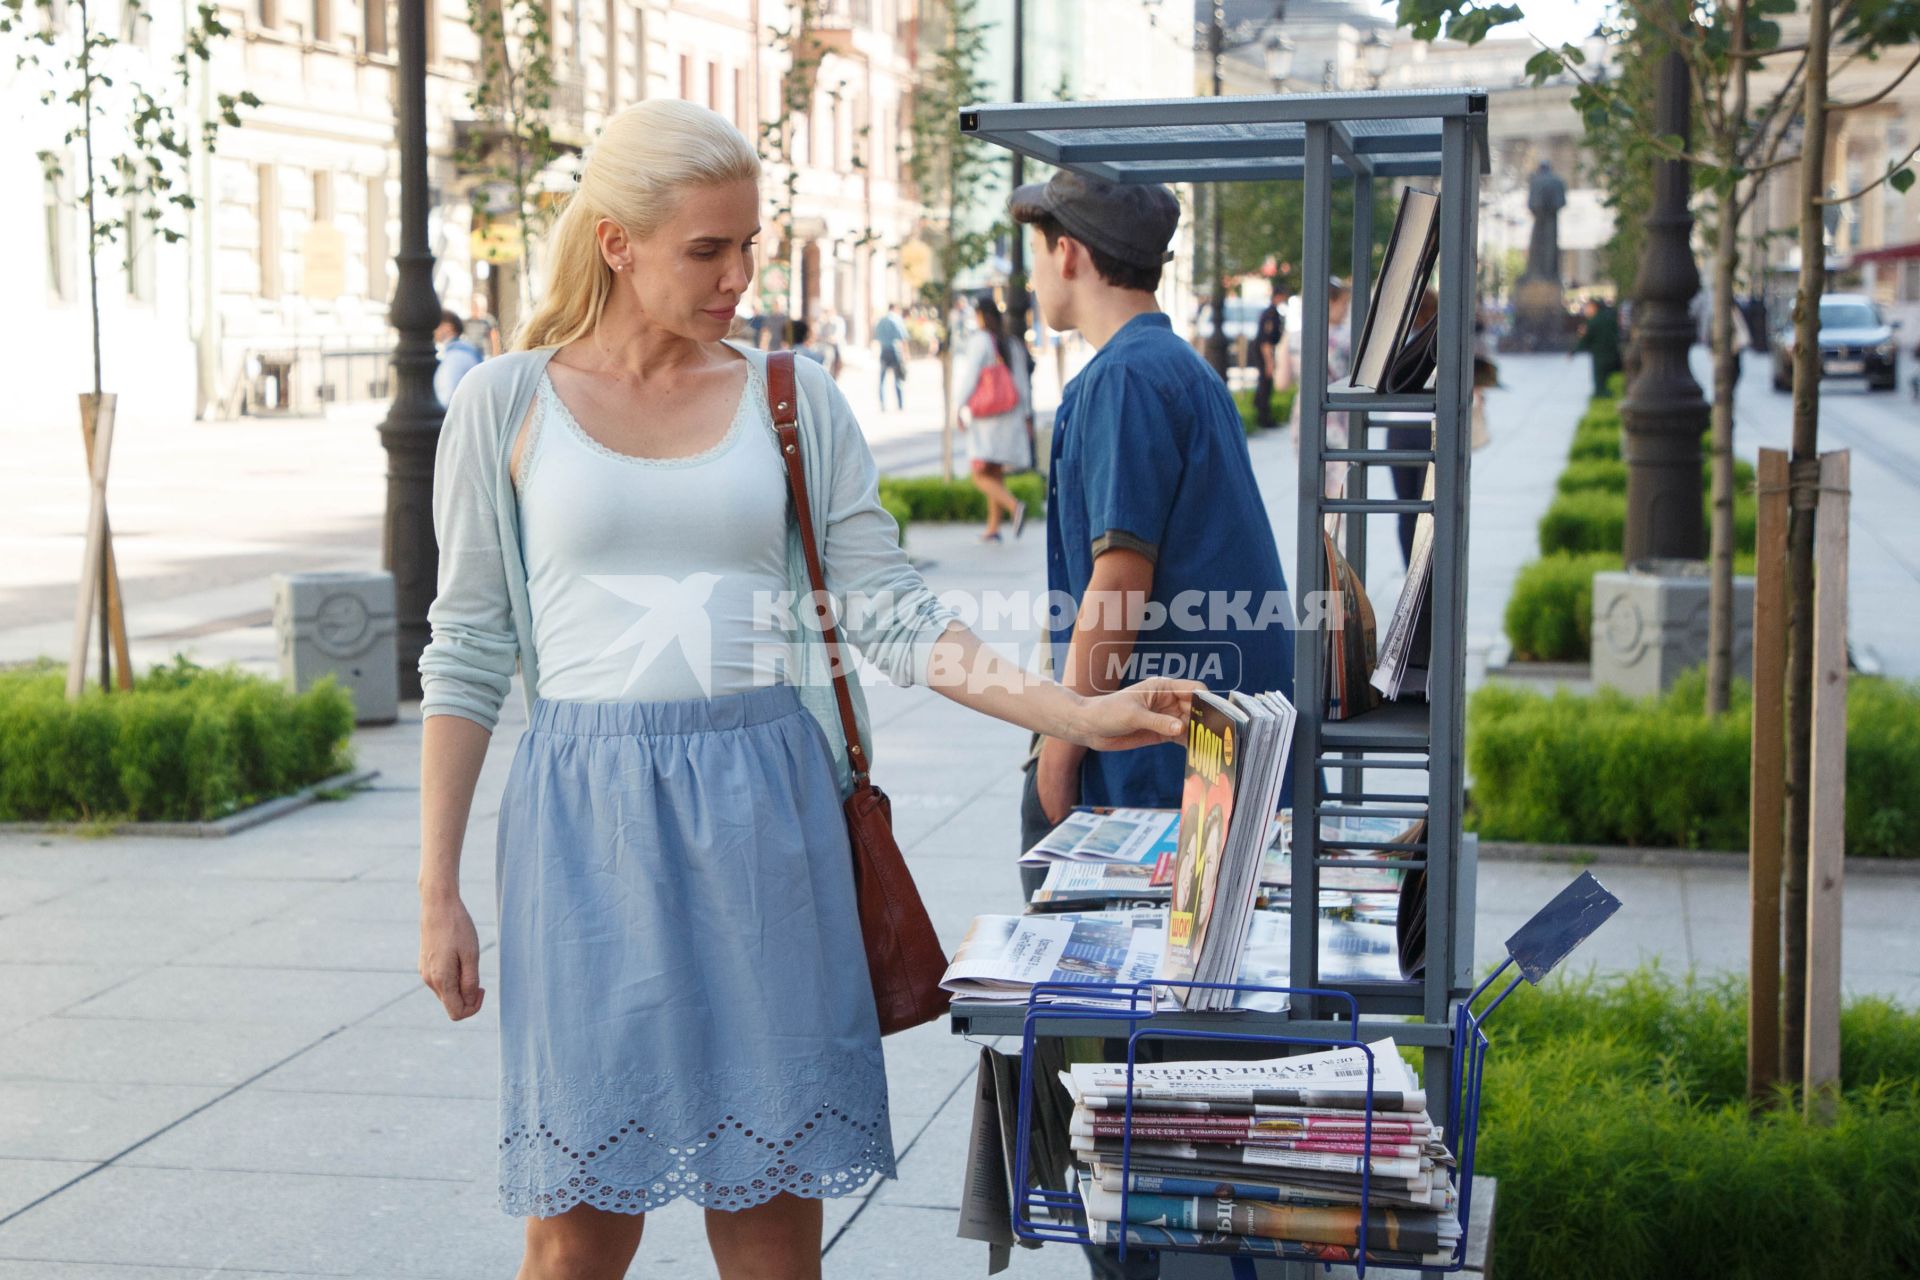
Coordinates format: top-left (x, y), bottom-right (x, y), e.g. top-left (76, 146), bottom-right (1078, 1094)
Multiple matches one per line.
top-left (1524, 161), bottom-right (1567, 283)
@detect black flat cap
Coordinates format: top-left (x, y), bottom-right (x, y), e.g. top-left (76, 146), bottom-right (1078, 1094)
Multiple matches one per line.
top-left (1009, 171), bottom-right (1180, 271)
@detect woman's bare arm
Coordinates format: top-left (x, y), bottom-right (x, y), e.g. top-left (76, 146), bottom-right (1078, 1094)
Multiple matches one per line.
top-left (418, 714), bottom-right (492, 1021)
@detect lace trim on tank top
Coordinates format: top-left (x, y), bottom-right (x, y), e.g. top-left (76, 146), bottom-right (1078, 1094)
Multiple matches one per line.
top-left (519, 361), bottom-right (762, 497)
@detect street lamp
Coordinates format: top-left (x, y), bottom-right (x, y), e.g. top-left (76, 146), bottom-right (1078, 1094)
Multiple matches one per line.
top-left (379, 0), bottom-right (444, 701)
top-left (1362, 29), bottom-right (1393, 89)
top-left (1201, 1), bottom-right (1285, 378)
top-left (1265, 33), bottom-right (1296, 87)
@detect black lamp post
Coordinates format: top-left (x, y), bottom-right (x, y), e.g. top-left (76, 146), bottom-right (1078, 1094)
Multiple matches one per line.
top-left (1620, 50), bottom-right (1708, 562)
top-left (380, 0), bottom-right (445, 700)
top-left (1204, 5), bottom-right (1292, 378)
top-left (1007, 0), bottom-right (1028, 346)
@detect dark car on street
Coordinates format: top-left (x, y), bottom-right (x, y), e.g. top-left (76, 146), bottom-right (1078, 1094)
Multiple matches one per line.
top-left (1771, 293), bottom-right (1898, 392)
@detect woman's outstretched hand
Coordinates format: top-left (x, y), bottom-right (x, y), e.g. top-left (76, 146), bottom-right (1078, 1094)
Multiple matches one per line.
top-left (1067, 677), bottom-right (1203, 752)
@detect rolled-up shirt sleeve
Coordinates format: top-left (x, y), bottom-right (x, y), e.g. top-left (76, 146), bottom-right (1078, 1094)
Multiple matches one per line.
top-left (811, 372), bottom-right (961, 686)
top-left (417, 369), bottom-right (519, 730)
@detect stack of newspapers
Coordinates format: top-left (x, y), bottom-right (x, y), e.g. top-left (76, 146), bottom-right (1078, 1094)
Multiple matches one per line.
top-left (1067, 1039), bottom-right (1460, 1265)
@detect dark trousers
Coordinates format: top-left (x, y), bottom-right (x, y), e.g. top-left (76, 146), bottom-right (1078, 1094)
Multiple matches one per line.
top-left (879, 348), bottom-right (907, 409)
top-left (1253, 362), bottom-right (1277, 428)
top-left (1386, 423), bottom-right (1430, 568)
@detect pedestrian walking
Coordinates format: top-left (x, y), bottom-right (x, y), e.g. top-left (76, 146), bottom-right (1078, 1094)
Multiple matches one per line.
top-left (465, 293), bottom-right (503, 358)
top-left (818, 307), bottom-right (847, 379)
top-left (1007, 165), bottom-right (1298, 1280)
top-left (789, 317), bottom-right (833, 368)
top-left (415, 98), bottom-right (1196, 1280)
top-left (1252, 279), bottom-right (1286, 429)
top-left (951, 295), bottom-right (1033, 543)
top-left (433, 308), bottom-right (485, 407)
top-left (873, 303), bottom-right (908, 410)
top-left (1571, 297), bottom-right (1622, 397)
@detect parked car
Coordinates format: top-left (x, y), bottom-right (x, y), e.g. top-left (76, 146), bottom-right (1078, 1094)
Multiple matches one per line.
top-left (1770, 293), bottom-right (1899, 392)
top-left (1192, 298), bottom-right (1267, 369)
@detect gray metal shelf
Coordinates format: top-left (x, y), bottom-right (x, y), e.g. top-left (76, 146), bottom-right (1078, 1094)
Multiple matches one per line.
top-left (955, 89), bottom-right (1487, 1275)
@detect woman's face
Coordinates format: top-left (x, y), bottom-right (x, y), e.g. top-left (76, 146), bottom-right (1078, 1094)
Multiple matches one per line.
top-left (614, 178), bottom-right (759, 341)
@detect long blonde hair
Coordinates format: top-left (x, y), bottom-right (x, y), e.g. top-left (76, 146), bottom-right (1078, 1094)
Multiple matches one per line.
top-left (514, 99), bottom-right (760, 351)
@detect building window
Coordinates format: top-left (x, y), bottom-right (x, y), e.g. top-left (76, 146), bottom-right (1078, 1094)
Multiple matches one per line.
top-left (733, 67), bottom-right (745, 130)
top-left (313, 170), bottom-right (334, 225)
top-left (258, 164), bottom-right (281, 300)
top-left (44, 168), bottom-right (71, 302)
top-left (258, 0), bottom-right (277, 28)
top-left (706, 61), bottom-right (718, 112)
top-left (678, 53), bottom-right (691, 100)
top-left (313, 0), bottom-right (332, 41)
top-left (366, 174), bottom-right (389, 302)
top-left (365, 0), bottom-right (387, 53)
top-left (424, 0), bottom-right (437, 62)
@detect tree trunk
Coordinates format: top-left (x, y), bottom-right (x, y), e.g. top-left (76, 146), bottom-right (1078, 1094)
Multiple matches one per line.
top-left (1782, 0), bottom-right (1831, 1088)
top-left (1706, 202), bottom-right (1741, 716)
top-left (1705, 4), bottom-right (1750, 718)
top-left (940, 281), bottom-right (955, 483)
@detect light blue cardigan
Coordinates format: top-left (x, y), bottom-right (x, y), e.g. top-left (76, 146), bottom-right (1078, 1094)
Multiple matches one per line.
top-left (417, 341), bottom-right (960, 798)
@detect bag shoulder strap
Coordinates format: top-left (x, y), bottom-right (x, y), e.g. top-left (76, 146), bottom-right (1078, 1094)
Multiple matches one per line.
top-left (766, 352), bottom-right (871, 784)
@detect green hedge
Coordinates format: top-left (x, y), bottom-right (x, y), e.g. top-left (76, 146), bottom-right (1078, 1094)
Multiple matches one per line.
top-left (880, 495), bottom-right (912, 547)
top-left (877, 473), bottom-right (1046, 524)
top-left (1480, 969), bottom-right (1920, 1280)
top-left (1467, 671), bottom-right (1920, 855)
top-left (0, 657), bottom-right (355, 823)
top-left (1537, 488), bottom-right (1757, 556)
top-left (1502, 552), bottom-right (1621, 662)
top-left (1557, 456), bottom-right (1758, 497)
top-left (1231, 386), bottom-right (1299, 435)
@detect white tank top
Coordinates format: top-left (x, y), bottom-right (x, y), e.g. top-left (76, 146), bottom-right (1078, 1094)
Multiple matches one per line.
top-left (517, 362), bottom-right (792, 703)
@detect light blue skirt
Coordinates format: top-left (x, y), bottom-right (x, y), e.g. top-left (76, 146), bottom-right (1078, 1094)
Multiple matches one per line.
top-left (494, 684), bottom-right (894, 1218)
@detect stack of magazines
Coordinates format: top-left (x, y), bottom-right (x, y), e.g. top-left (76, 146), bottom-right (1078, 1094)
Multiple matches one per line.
top-left (1160, 689), bottom-right (1298, 1010)
top-left (1020, 808), bottom-right (1181, 911)
top-left (1066, 1039), bottom-right (1460, 1265)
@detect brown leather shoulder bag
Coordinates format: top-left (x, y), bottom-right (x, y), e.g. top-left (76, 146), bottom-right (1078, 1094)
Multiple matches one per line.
top-left (765, 352), bottom-right (952, 1035)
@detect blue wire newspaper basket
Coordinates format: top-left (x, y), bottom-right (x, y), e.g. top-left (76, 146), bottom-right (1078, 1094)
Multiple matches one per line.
top-left (1007, 871), bottom-right (1623, 1278)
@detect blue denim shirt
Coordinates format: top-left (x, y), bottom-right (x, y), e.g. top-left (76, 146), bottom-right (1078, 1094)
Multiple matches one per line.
top-left (1045, 313), bottom-right (1296, 809)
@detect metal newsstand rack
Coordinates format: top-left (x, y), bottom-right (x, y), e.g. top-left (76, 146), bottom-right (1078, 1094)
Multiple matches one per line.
top-left (947, 88), bottom-right (1492, 1276)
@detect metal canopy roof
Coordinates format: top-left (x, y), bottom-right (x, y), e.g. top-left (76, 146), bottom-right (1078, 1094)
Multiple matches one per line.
top-left (959, 88), bottom-right (1490, 184)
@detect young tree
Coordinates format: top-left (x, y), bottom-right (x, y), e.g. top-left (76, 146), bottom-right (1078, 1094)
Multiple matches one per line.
top-left (1398, 0), bottom-right (1920, 1095)
top-left (2, 0), bottom-right (254, 695)
top-left (907, 0), bottom-right (999, 480)
top-left (461, 0), bottom-right (564, 322)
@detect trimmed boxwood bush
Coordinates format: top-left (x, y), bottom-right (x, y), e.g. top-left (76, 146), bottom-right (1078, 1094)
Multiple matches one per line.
top-left (1537, 487), bottom-right (1757, 556)
top-left (880, 494), bottom-right (912, 547)
top-left (1503, 552), bottom-right (1621, 661)
top-left (1231, 385), bottom-right (1298, 435)
top-left (0, 656), bottom-right (355, 823)
top-left (877, 473), bottom-right (1046, 524)
top-left (1557, 456), bottom-right (1757, 497)
top-left (1479, 969), bottom-right (1920, 1280)
top-left (1467, 671), bottom-right (1920, 855)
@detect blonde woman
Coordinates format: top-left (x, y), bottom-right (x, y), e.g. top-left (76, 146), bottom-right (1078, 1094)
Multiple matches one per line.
top-left (414, 99), bottom-right (1196, 1280)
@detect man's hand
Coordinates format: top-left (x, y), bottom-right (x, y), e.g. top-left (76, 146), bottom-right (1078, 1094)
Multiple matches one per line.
top-left (1035, 736), bottom-right (1084, 826)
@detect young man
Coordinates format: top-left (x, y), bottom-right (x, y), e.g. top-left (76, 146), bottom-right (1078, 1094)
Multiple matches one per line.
top-left (873, 302), bottom-right (909, 410)
top-left (1011, 171), bottom-right (1296, 898)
